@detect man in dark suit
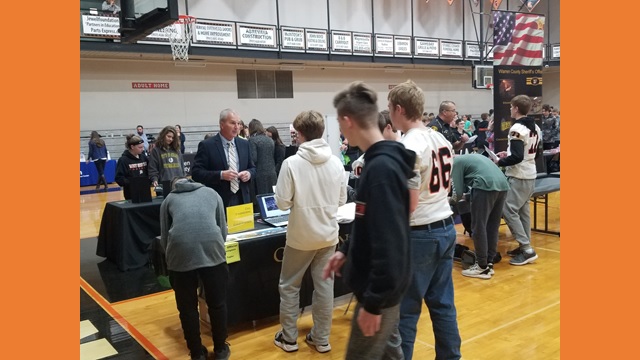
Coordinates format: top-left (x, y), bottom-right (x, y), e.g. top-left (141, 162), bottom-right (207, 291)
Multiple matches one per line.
top-left (192, 109), bottom-right (256, 208)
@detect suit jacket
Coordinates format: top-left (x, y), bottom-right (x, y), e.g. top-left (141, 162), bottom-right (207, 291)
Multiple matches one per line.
top-left (192, 133), bottom-right (256, 208)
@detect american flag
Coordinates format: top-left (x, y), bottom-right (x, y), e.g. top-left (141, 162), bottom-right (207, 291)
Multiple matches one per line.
top-left (493, 11), bottom-right (544, 66)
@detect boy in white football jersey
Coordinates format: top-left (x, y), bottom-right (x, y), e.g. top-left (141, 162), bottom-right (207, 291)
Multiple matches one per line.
top-left (494, 94), bottom-right (542, 266)
top-left (388, 80), bottom-right (461, 360)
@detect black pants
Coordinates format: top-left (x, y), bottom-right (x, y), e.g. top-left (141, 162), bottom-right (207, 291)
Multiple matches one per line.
top-left (94, 159), bottom-right (106, 176)
top-left (169, 263), bottom-right (229, 354)
top-left (470, 189), bottom-right (508, 268)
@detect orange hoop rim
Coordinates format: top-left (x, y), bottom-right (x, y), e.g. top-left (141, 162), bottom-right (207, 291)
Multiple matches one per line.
top-left (176, 15), bottom-right (197, 24)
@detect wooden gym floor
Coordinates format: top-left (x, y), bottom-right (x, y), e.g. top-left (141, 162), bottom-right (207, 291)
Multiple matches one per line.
top-left (80, 185), bottom-right (560, 360)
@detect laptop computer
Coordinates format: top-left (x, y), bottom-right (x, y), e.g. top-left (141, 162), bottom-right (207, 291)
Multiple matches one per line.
top-left (256, 193), bottom-right (290, 227)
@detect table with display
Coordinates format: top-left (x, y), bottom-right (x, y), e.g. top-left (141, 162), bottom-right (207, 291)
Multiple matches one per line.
top-left (80, 160), bottom-right (116, 186)
top-left (96, 198), bottom-right (352, 325)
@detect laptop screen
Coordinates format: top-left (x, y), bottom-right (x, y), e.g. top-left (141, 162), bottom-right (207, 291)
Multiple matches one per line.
top-left (258, 194), bottom-right (290, 218)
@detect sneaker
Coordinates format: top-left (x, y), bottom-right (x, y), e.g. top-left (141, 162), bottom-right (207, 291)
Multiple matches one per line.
top-left (507, 246), bottom-right (523, 257)
top-left (487, 263), bottom-right (495, 275)
top-left (274, 331), bottom-right (298, 352)
top-left (214, 342), bottom-right (231, 360)
top-left (305, 333), bottom-right (332, 353)
top-left (509, 250), bottom-right (538, 266)
top-left (190, 346), bottom-right (208, 360)
top-left (461, 263), bottom-right (492, 279)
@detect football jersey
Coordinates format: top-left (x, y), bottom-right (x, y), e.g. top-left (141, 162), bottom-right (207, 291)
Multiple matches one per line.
top-left (401, 127), bottom-right (454, 226)
top-left (504, 122), bottom-right (542, 180)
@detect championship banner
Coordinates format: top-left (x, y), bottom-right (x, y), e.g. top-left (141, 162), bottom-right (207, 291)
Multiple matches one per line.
top-left (493, 11), bottom-right (545, 66)
top-left (521, 0), bottom-right (541, 12)
top-left (492, 65), bottom-right (543, 152)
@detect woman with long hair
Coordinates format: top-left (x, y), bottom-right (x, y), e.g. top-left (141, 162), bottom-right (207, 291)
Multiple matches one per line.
top-left (115, 134), bottom-right (149, 200)
top-left (248, 119), bottom-right (277, 197)
top-left (266, 126), bottom-right (286, 176)
top-left (175, 124), bottom-right (186, 154)
top-left (87, 131), bottom-right (109, 191)
top-left (148, 126), bottom-right (185, 188)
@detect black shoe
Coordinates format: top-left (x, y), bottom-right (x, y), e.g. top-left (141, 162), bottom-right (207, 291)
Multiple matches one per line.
top-left (493, 252), bottom-right (502, 264)
top-left (190, 346), bottom-right (208, 360)
top-left (214, 342), bottom-right (231, 360)
top-left (506, 246), bottom-right (523, 257)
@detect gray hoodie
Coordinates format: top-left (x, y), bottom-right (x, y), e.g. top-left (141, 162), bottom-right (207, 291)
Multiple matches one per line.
top-left (160, 180), bottom-right (227, 271)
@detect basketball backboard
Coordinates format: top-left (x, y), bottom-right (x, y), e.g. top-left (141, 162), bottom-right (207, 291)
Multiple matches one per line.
top-left (119, 0), bottom-right (179, 43)
top-left (472, 65), bottom-right (493, 89)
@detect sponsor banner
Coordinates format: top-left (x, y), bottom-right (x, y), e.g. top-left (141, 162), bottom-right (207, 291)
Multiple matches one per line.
top-left (237, 23), bottom-right (277, 48)
top-left (485, 43), bottom-right (495, 59)
top-left (81, 14), bottom-right (120, 38)
top-left (305, 29), bottom-right (328, 53)
top-left (331, 31), bottom-right (353, 53)
top-left (352, 33), bottom-right (372, 55)
top-left (465, 42), bottom-right (481, 59)
top-left (440, 40), bottom-right (463, 58)
top-left (145, 23), bottom-right (179, 43)
top-left (193, 20), bottom-right (235, 46)
top-left (280, 27), bottom-right (305, 51)
top-left (394, 36), bottom-right (412, 57)
top-left (375, 34), bottom-right (394, 56)
top-left (414, 37), bottom-right (439, 58)
top-left (552, 44), bottom-right (560, 59)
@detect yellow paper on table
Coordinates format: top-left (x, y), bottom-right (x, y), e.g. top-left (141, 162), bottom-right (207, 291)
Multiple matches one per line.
top-left (226, 203), bottom-right (255, 233)
top-left (225, 241), bottom-right (240, 264)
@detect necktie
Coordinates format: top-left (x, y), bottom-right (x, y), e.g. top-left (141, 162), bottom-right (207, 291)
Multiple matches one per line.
top-left (228, 142), bottom-right (240, 194)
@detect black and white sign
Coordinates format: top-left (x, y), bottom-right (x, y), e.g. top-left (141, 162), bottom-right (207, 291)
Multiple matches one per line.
top-left (375, 34), bottom-right (394, 56)
top-left (237, 24), bottom-right (277, 48)
top-left (305, 29), bottom-right (328, 53)
top-left (81, 14), bottom-right (120, 38)
top-left (465, 42), bottom-right (481, 59)
top-left (281, 27), bottom-right (305, 51)
top-left (414, 38), bottom-right (439, 58)
top-left (552, 44), bottom-right (560, 59)
top-left (331, 31), bottom-right (352, 53)
top-left (352, 33), bottom-right (372, 55)
top-left (440, 40), bottom-right (463, 58)
top-left (394, 36), bottom-right (412, 57)
top-left (193, 20), bottom-right (235, 46)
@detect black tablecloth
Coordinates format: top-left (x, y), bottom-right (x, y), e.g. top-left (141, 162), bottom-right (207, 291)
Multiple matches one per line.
top-left (96, 198), bottom-right (163, 271)
top-left (152, 222), bottom-right (352, 326)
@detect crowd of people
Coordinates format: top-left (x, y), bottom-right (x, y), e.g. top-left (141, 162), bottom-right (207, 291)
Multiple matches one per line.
top-left (87, 81), bottom-right (559, 360)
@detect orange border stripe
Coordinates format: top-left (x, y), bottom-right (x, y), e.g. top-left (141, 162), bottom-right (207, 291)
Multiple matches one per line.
top-left (80, 278), bottom-right (168, 360)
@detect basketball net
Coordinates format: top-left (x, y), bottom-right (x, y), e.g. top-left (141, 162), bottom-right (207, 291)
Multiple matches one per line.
top-left (169, 15), bottom-right (196, 61)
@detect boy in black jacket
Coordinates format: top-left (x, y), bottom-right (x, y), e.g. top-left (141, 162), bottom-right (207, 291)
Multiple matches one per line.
top-left (324, 81), bottom-right (415, 360)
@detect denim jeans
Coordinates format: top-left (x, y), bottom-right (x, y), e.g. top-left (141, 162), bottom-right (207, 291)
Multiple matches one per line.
top-left (399, 223), bottom-right (461, 360)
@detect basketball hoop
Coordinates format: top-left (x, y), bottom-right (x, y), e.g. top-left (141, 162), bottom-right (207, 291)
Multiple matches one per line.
top-left (486, 83), bottom-right (494, 94)
top-left (169, 15), bottom-right (196, 61)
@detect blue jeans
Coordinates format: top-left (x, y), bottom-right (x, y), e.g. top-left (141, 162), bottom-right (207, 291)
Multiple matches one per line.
top-left (399, 223), bottom-right (461, 360)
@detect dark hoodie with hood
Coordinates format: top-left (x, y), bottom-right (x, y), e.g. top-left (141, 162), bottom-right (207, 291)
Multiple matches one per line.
top-left (115, 150), bottom-right (149, 200)
top-left (340, 140), bottom-right (416, 315)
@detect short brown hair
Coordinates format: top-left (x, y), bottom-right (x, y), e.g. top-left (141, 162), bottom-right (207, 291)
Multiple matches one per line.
top-left (333, 81), bottom-right (379, 129)
top-left (388, 80), bottom-right (425, 121)
top-left (293, 110), bottom-right (325, 140)
top-left (511, 95), bottom-right (533, 116)
top-left (378, 110), bottom-right (394, 133)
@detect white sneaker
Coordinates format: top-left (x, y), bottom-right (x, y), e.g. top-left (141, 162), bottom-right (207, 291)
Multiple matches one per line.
top-left (462, 263), bottom-right (492, 279)
top-left (305, 333), bottom-right (331, 353)
top-left (488, 263), bottom-right (495, 275)
top-left (274, 331), bottom-right (298, 352)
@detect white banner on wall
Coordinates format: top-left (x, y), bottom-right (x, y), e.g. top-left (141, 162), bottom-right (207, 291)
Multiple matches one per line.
top-left (237, 24), bottom-right (277, 48)
top-left (145, 24), bottom-right (180, 43)
top-left (81, 15), bottom-right (120, 37)
top-left (352, 33), bottom-right (372, 55)
top-left (281, 27), bottom-right (305, 51)
top-left (552, 44), bottom-right (560, 59)
top-left (331, 31), bottom-right (353, 53)
top-left (375, 34), bottom-right (394, 57)
top-left (394, 36), bottom-right (412, 57)
top-left (440, 40), bottom-right (463, 58)
top-left (305, 29), bottom-right (328, 53)
top-left (193, 20), bottom-right (235, 46)
top-left (465, 42), bottom-right (481, 59)
top-left (414, 38), bottom-right (439, 58)
top-left (485, 43), bottom-right (494, 59)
